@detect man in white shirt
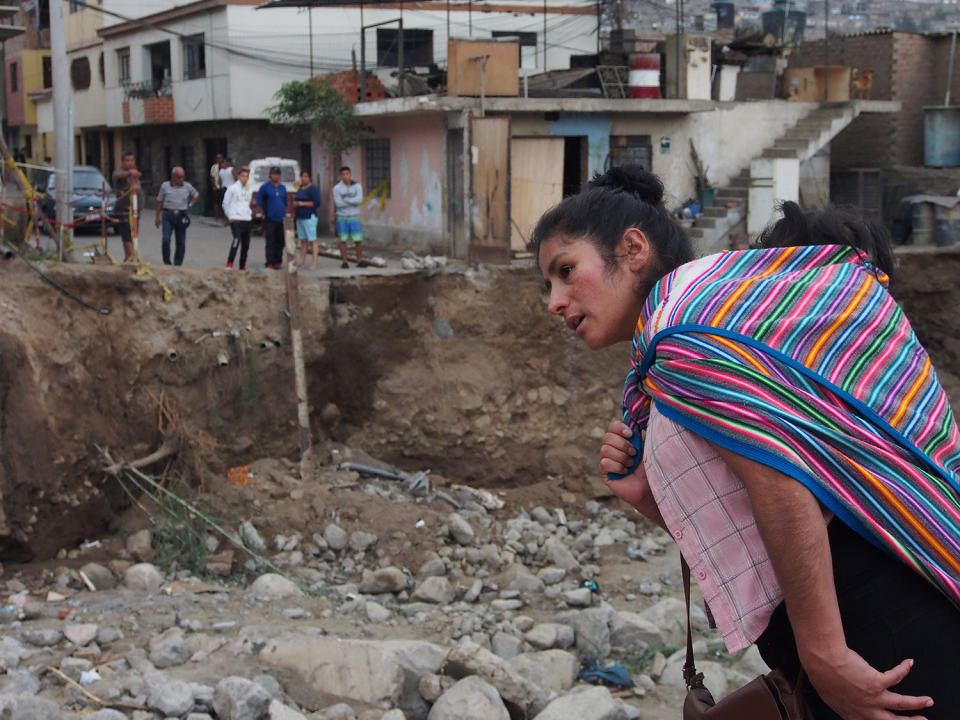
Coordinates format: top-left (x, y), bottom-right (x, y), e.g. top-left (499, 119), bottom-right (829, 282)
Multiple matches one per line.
top-left (218, 159), bottom-right (236, 226)
top-left (223, 165), bottom-right (253, 270)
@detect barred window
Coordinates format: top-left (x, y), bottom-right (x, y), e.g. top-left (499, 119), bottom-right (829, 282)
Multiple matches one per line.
top-left (117, 47), bottom-right (130, 84)
top-left (183, 34), bottom-right (205, 80)
top-left (364, 138), bottom-right (390, 198)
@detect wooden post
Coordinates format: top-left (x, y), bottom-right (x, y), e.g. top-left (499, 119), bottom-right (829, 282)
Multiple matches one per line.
top-left (283, 215), bottom-right (312, 457)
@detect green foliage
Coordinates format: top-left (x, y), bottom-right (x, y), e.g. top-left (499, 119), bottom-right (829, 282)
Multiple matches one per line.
top-left (267, 78), bottom-right (370, 158)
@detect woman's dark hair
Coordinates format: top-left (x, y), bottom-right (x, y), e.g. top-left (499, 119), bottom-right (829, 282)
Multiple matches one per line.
top-left (532, 165), bottom-right (694, 277)
top-left (759, 201), bottom-right (895, 279)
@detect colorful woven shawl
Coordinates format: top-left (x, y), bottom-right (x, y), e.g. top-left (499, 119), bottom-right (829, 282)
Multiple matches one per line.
top-left (621, 244), bottom-right (960, 605)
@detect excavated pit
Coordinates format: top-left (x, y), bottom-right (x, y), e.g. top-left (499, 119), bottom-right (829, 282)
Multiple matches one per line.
top-left (0, 248), bottom-right (958, 561)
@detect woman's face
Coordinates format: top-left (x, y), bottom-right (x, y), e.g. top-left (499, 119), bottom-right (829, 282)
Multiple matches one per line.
top-left (538, 233), bottom-right (651, 350)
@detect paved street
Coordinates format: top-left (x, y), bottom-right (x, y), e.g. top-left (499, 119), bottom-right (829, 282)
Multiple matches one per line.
top-left (70, 215), bottom-right (420, 279)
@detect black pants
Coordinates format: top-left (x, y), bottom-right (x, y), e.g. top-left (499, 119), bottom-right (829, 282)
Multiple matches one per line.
top-left (757, 520), bottom-right (960, 719)
top-left (227, 221), bottom-right (251, 269)
top-left (263, 220), bottom-right (284, 267)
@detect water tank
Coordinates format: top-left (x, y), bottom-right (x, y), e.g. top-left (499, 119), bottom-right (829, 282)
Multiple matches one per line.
top-left (713, 2), bottom-right (735, 29)
top-left (924, 107), bottom-right (960, 168)
top-left (629, 54), bottom-right (661, 99)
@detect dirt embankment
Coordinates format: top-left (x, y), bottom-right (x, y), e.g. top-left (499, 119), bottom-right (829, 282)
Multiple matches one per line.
top-left (0, 261), bottom-right (624, 561)
top-left (1, 247), bottom-right (957, 562)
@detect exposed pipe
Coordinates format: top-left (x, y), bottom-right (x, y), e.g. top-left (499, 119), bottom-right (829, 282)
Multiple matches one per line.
top-left (946, 30), bottom-right (957, 107)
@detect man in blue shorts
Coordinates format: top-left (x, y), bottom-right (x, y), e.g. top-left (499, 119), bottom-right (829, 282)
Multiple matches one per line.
top-left (294, 170), bottom-right (321, 269)
top-left (332, 166), bottom-right (367, 268)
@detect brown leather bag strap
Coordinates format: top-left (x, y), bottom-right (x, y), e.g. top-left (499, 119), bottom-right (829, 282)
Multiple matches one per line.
top-left (681, 556), bottom-right (703, 688)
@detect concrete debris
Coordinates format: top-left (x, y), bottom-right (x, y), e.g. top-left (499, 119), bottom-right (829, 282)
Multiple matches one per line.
top-left (0, 447), bottom-right (777, 720)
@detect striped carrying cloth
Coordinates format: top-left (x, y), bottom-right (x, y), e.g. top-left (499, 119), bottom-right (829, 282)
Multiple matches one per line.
top-left (622, 244), bottom-right (960, 605)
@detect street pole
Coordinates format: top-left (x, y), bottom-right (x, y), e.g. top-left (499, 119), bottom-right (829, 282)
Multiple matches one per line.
top-left (309, 6), bottom-right (314, 77)
top-left (51, 0), bottom-right (73, 260)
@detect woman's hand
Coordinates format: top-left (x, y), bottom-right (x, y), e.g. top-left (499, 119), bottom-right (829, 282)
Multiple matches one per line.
top-left (801, 645), bottom-right (933, 720)
top-left (599, 420), bottom-right (637, 476)
top-left (599, 421), bottom-right (664, 528)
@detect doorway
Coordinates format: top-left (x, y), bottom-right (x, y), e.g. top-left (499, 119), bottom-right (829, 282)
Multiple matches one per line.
top-left (562, 136), bottom-right (587, 197)
top-left (203, 137), bottom-right (227, 216)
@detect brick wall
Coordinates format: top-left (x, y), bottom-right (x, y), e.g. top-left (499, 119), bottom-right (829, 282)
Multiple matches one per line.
top-left (789, 31), bottom-right (960, 168)
top-left (142, 97), bottom-right (175, 125)
top-left (891, 33), bottom-right (939, 166)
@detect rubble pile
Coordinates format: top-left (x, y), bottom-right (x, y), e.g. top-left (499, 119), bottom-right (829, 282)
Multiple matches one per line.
top-left (0, 456), bottom-right (769, 720)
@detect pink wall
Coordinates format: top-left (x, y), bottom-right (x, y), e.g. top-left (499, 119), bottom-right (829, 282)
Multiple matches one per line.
top-left (341, 112), bottom-right (446, 254)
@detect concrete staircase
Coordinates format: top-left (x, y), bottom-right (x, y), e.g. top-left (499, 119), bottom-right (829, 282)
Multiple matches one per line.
top-left (689, 103), bottom-right (865, 253)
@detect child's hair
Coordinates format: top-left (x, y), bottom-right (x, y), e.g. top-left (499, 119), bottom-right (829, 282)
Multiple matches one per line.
top-left (532, 165), bottom-right (693, 277)
top-left (759, 201), bottom-right (895, 279)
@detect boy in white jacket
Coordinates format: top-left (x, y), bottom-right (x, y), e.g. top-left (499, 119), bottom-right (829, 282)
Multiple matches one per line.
top-left (223, 166), bottom-right (254, 270)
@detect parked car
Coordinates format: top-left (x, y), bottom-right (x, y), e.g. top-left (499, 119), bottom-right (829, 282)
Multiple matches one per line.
top-left (248, 157), bottom-right (300, 227)
top-left (36, 165), bottom-right (119, 231)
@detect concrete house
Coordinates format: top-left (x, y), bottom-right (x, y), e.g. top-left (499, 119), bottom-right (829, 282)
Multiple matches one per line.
top-left (332, 92), bottom-right (896, 261)
top-left (92, 0), bottom-right (598, 203)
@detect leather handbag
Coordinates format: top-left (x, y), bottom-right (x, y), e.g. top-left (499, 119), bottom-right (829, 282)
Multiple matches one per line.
top-left (681, 559), bottom-right (811, 720)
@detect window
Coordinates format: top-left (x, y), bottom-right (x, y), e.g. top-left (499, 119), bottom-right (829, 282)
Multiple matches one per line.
top-left (364, 138), bottom-right (390, 197)
top-left (42, 56), bottom-right (52, 89)
top-left (70, 57), bottom-right (91, 90)
top-left (608, 135), bottom-right (652, 171)
top-left (38, 0), bottom-right (49, 30)
top-left (492, 31), bottom-right (538, 69)
top-left (376, 28), bottom-right (433, 68)
top-left (145, 40), bottom-right (171, 94)
top-left (117, 47), bottom-right (130, 84)
top-left (70, 0), bottom-right (85, 12)
top-left (182, 33), bottom-right (205, 80)
top-left (9, 62), bottom-right (17, 93)
top-left (98, 52), bottom-right (104, 84)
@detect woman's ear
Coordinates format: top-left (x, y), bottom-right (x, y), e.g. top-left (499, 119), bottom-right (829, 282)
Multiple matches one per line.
top-left (622, 228), bottom-right (651, 272)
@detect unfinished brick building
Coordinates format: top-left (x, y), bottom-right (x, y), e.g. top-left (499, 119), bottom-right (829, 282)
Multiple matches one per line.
top-left (788, 30), bottom-right (960, 226)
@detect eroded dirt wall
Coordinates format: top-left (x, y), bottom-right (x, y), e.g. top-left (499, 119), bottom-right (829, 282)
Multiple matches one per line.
top-left (1, 248), bottom-right (957, 561)
top-left (0, 261), bottom-right (625, 560)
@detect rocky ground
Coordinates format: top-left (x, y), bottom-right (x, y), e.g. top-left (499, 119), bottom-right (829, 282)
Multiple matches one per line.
top-left (0, 448), bottom-right (770, 720)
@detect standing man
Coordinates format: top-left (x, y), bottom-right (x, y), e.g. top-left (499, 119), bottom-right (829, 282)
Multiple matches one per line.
top-left (223, 165), bottom-right (253, 271)
top-left (113, 150), bottom-right (142, 262)
top-left (294, 170), bottom-right (321, 270)
top-left (257, 166), bottom-right (288, 269)
top-left (332, 166), bottom-right (367, 269)
top-left (154, 166), bottom-right (198, 266)
top-left (209, 152), bottom-right (223, 219)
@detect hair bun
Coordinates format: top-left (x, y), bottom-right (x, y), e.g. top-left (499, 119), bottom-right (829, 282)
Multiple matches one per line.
top-left (590, 165), bottom-right (664, 205)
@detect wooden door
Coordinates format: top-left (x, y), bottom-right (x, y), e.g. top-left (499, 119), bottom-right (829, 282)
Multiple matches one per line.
top-left (510, 137), bottom-right (563, 252)
top-left (470, 116), bottom-right (510, 264)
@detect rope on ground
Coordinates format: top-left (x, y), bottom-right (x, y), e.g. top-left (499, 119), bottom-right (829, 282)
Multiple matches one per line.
top-left (2, 240), bottom-right (111, 315)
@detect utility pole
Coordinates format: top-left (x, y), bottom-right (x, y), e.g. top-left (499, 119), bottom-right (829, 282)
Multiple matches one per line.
top-left (51, 0), bottom-right (73, 260)
top-left (309, 6), bottom-right (314, 77)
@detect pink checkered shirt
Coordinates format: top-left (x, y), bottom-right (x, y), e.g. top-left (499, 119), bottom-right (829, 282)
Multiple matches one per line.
top-left (643, 404), bottom-right (783, 653)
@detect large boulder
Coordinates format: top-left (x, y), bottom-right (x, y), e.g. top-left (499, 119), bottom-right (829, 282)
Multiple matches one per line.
top-left (257, 634), bottom-right (445, 718)
top-left (534, 686), bottom-right (631, 720)
top-left (507, 650), bottom-right (579, 695)
top-left (443, 640), bottom-right (551, 716)
top-left (426, 676), bottom-right (509, 720)
top-left (213, 676), bottom-right (272, 720)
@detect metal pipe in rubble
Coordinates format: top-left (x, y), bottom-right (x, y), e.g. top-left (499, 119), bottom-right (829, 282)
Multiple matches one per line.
top-left (51, 0), bottom-right (73, 261)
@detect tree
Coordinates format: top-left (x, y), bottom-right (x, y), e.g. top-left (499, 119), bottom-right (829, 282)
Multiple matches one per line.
top-left (267, 78), bottom-right (370, 159)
